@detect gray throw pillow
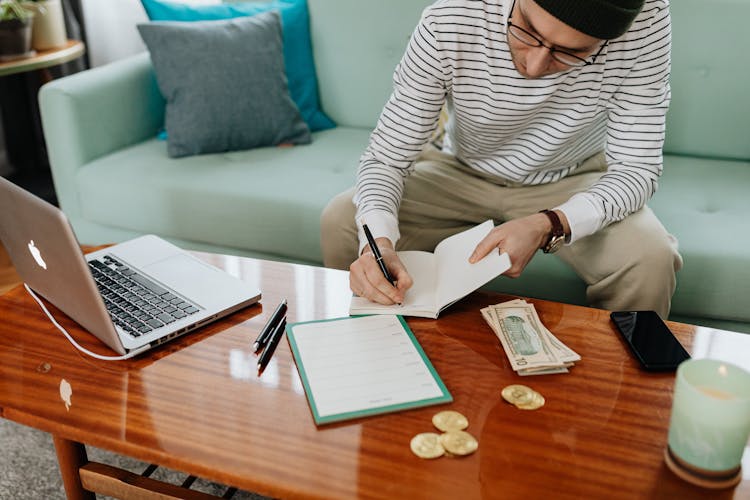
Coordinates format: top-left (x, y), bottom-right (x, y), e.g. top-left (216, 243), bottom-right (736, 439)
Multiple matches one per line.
top-left (137, 11), bottom-right (311, 158)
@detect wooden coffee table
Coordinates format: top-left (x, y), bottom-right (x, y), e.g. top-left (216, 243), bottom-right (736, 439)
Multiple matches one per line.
top-left (0, 251), bottom-right (747, 499)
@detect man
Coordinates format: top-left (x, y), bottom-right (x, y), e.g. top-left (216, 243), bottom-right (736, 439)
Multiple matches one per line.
top-left (321, 0), bottom-right (682, 318)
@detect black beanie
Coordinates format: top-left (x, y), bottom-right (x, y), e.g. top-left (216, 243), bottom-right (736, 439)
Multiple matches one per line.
top-left (534, 0), bottom-right (645, 40)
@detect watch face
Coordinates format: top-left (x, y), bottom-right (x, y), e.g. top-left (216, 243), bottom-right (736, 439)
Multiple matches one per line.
top-left (546, 234), bottom-right (565, 254)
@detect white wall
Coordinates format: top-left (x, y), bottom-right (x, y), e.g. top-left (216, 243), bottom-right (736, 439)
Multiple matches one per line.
top-left (82, 0), bottom-right (148, 67)
top-left (81, 0), bottom-right (223, 67)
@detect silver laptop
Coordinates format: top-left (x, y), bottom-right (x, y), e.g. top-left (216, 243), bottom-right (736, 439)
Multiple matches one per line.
top-left (0, 176), bottom-right (261, 356)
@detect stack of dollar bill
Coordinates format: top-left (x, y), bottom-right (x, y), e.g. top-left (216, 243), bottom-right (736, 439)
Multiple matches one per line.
top-left (481, 299), bottom-right (581, 375)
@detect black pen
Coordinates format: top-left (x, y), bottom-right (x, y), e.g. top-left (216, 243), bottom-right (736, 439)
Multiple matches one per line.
top-left (362, 223), bottom-right (396, 287)
top-left (252, 299), bottom-right (287, 352)
top-left (257, 318), bottom-right (286, 374)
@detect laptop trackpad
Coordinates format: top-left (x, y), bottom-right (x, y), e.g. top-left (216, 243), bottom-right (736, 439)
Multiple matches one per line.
top-left (142, 254), bottom-right (237, 309)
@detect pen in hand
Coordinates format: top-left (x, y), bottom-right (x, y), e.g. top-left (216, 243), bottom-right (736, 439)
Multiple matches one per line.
top-left (362, 223), bottom-right (396, 287)
top-left (253, 299), bottom-right (287, 352)
top-left (257, 318), bottom-right (286, 374)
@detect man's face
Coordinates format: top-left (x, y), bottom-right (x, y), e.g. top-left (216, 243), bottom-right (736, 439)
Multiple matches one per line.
top-left (508, 0), bottom-right (603, 78)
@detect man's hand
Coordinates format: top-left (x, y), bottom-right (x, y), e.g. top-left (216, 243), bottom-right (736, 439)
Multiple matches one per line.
top-left (469, 212), bottom-right (568, 278)
top-left (349, 237), bottom-right (413, 304)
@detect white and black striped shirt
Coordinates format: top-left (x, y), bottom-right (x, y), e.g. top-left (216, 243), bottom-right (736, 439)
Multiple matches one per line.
top-left (355, 0), bottom-right (671, 246)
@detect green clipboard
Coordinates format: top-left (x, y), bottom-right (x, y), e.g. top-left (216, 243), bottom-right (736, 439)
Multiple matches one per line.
top-left (286, 315), bottom-right (452, 425)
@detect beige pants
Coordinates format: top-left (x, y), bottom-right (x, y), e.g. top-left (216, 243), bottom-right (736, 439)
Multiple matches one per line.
top-left (321, 146), bottom-right (682, 317)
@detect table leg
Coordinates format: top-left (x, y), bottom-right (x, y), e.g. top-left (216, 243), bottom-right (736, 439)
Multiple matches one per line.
top-left (52, 435), bottom-right (95, 500)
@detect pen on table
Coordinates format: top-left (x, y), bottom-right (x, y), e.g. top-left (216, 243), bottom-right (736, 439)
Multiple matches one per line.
top-left (257, 317), bottom-right (286, 374)
top-left (252, 298), bottom-right (287, 352)
top-left (362, 223), bottom-right (396, 287)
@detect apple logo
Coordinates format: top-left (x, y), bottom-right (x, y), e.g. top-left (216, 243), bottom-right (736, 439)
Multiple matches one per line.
top-left (28, 240), bottom-right (47, 270)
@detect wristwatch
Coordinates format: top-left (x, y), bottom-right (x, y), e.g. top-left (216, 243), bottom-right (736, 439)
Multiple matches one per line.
top-left (540, 209), bottom-right (565, 254)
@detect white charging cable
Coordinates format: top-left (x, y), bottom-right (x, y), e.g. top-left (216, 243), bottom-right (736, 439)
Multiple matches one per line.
top-left (24, 283), bottom-right (140, 361)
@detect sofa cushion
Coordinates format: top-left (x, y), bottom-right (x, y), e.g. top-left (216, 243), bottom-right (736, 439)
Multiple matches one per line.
top-left (75, 127), bottom-right (370, 262)
top-left (141, 0), bottom-right (335, 132)
top-left (649, 155), bottom-right (750, 323)
top-left (308, 0), bottom-right (433, 128)
top-left (137, 12), bottom-right (311, 158)
top-left (664, 0), bottom-right (750, 161)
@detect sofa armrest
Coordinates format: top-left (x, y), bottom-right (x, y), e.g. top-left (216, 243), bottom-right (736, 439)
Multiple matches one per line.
top-left (39, 52), bottom-right (165, 216)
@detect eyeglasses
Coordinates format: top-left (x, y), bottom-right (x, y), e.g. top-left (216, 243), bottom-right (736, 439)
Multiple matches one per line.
top-left (507, 0), bottom-right (606, 68)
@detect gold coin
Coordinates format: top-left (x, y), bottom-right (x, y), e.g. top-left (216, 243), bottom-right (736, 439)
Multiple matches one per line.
top-left (501, 384), bottom-right (535, 406)
top-left (432, 410), bottom-right (469, 432)
top-left (410, 432), bottom-right (445, 459)
top-left (439, 430), bottom-right (478, 456)
top-left (515, 391), bottom-right (545, 410)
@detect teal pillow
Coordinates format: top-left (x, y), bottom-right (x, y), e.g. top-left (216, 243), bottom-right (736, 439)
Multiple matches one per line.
top-left (138, 12), bottom-right (311, 158)
top-left (141, 0), bottom-right (335, 132)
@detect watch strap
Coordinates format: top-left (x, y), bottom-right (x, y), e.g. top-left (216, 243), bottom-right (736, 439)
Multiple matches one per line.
top-left (540, 209), bottom-right (565, 253)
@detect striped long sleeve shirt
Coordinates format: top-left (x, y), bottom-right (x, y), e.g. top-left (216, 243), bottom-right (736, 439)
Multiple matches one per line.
top-left (354, 0), bottom-right (671, 247)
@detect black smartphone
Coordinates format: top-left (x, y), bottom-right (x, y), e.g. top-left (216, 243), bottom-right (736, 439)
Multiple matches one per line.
top-left (610, 311), bottom-right (690, 371)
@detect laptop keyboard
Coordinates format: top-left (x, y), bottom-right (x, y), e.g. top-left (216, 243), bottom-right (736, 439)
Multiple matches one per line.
top-left (88, 254), bottom-right (200, 338)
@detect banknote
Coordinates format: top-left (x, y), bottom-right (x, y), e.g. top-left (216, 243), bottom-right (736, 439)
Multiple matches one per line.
top-left (482, 299), bottom-right (580, 375)
top-left (490, 300), bottom-right (580, 363)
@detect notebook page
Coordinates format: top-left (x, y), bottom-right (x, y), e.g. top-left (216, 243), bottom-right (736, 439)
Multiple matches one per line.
top-left (348, 251), bottom-right (439, 317)
top-left (289, 315), bottom-right (448, 421)
top-left (434, 220), bottom-right (511, 308)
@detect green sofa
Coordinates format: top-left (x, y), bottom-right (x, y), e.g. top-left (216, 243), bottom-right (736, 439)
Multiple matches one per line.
top-left (39, 0), bottom-right (750, 332)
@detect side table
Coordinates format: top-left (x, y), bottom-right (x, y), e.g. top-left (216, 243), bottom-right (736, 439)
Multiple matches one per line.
top-left (0, 39), bottom-right (85, 77)
top-left (0, 40), bottom-right (86, 202)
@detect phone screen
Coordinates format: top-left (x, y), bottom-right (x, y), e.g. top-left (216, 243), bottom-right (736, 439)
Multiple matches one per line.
top-left (610, 311), bottom-right (690, 371)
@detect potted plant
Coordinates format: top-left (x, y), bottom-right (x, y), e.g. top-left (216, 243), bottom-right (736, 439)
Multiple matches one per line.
top-left (22, 0), bottom-right (66, 51)
top-left (0, 0), bottom-right (34, 60)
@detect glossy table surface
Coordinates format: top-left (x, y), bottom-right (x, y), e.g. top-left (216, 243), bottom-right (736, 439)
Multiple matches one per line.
top-left (0, 251), bottom-right (748, 499)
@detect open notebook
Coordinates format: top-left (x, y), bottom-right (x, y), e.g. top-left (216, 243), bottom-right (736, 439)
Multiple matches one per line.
top-left (349, 220), bottom-right (511, 319)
